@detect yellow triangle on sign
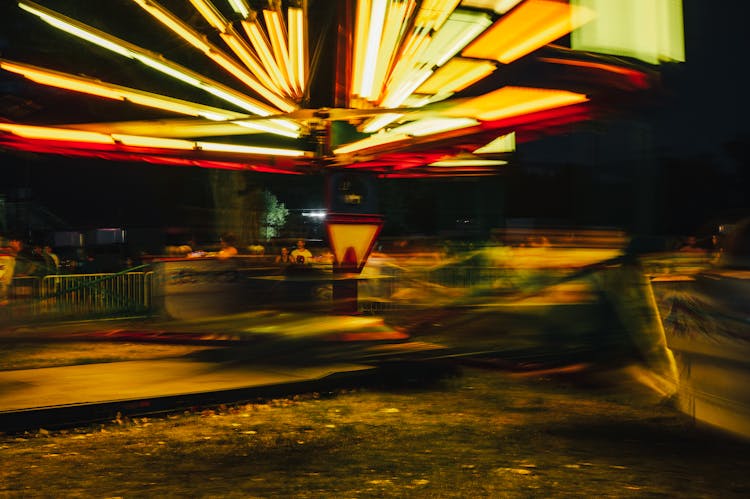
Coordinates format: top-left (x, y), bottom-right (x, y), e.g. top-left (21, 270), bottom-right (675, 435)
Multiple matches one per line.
top-left (327, 222), bottom-right (381, 270)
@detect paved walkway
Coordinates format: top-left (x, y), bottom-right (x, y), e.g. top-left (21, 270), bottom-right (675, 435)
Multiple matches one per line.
top-left (0, 359), bottom-right (373, 412)
top-left (0, 311), bottom-right (424, 431)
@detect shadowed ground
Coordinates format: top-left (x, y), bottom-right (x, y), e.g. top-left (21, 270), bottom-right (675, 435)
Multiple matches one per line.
top-left (1, 363), bottom-right (748, 498)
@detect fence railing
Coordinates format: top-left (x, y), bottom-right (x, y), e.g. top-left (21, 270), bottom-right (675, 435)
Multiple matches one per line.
top-left (1, 252), bottom-right (717, 320)
top-left (3, 271), bottom-right (153, 323)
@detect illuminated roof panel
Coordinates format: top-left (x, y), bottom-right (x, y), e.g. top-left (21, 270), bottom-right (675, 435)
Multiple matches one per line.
top-left (0, 0), bottom-right (679, 176)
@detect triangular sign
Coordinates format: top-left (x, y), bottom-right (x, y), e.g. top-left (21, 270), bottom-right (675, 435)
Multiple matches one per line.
top-left (325, 215), bottom-right (383, 272)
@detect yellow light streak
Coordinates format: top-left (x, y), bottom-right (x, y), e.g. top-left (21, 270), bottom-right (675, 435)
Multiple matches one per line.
top-left (398, 26), bottom-right (431, 64)
top-left (381, 68), bottom-right (433, 108)
top-left (445, 86), bottom-right (588, 121)
top-left (65, 119), bottom-right (261, 139)
top-left (360, 0), bottom-right (388, 99)
top-left (130, 54), bottom-right (201, 86)
top-left (269, 118), bottom-right (301, 132)
top-left (288, 7), bottom-right (308, 95)
top-left (388, 117), bottom-right (478, 136)
top-left (19, 2), bottom-right (132, 58)
top-left (414, 0), bottom-right (461, 31)
top-left (160, 1), bottom-right (279, 93)
top-left (0, 59), bottom-right (245, 121)
top-left (240, 17), bottom-right (291, 95)
top-left (421, 9), bottom-right (492, 68)
top-left (18, 1), bottom-right (287, 118)
top-left (264, 9), bottom-right (293, 92)
top-left (0, 123), bottom-right (307, 157)
top-left (382, 29), bottom-right (432, 104)
top-left (188, 0), bottom-right (227, 32)
top-left (0, 123), bottom-right (115, 144)
top-left (351, 0), bottom-right (371, 98)
top-left (111, 134), bottom-right (196, 150)
top-left (220, 30), bottom-right (283, 95)
top-left (130, 0), bottom-right (294, 112)
top-left (198, 85), bottom-right (270, 116)
top-left (233, 120), bottom-right (300, 138)
top-left (403, 94), bottom-right (435, 107)
top-left (416, 58), bottom-right (496, 95)
top-left (362, 113), bottom-right (404, 134)
top-left (379, 8), bottom-right (490, 109)
top-left (370, 0), bottom-right (414, 103)
top-left (333, 133), bottom-right (411, 155)
top-left (1, 60), bottom-right (119, 100)
top-left (132, 0), bottom-right (211, 51)
top-left (462, 0), bottom-right (595, 64)
top-left (197, 141), bottom-right (307, 157)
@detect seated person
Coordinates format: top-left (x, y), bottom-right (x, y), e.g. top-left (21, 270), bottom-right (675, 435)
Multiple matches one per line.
top-left (678, 235), bottom-right (705, 253)
top-left (290, 239), bottom-right (313, 264)
top-left (275, 246), bottom-right (292, 264)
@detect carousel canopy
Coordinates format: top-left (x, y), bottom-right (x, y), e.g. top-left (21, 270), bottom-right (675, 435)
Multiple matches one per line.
top-left (0, 0), bottom-right (682, 177)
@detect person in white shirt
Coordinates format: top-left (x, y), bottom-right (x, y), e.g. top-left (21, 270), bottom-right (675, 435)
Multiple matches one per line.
top-left (290, 239), bottom-right (313, 264)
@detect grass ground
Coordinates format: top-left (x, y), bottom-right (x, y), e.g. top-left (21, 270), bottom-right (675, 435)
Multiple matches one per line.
top-left (1, 363), bottom-right (749, 498)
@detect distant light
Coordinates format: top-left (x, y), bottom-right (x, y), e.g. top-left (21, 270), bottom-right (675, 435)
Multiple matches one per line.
top-left (302, 211), bottom-right (326, 218)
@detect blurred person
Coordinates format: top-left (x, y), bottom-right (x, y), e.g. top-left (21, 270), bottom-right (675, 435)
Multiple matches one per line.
top-left (43, 245), bottom-right (60, 274)
top-left (0, 237), bottom-right (21, 305)
top-left (9, 238), bottom-right (35, 277)
top-left (275, 246), bottom-right (292, 265)
top-left (707, 234), bottom-right (723, 263)
top-left (29, 245), bottom-right (48, 276)
top-left (41, 245), bottom-right (62, 299)
top-left (0, 237), bottom-right (31, 304)
top-left (290, 239), bottom-right (313, 264)
top-left (217, 233), bottom-right (238, 259)
top-left (316, 247), bottom-right (334, 264)
top-left (248, 243), bottom-right (265, 255)
top-left (678, 235), bottom-right (705, 253)
top-left (74, 249), bottom-right (93, 273)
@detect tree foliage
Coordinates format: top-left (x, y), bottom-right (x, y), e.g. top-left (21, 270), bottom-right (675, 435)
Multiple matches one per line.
top-left (263, 190), bottom-right (289, 240)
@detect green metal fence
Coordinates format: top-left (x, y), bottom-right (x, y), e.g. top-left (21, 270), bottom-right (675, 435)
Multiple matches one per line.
top-left (3, 271), bottom-right (153, 323)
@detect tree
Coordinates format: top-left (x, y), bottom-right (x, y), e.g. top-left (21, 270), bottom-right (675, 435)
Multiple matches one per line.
top-left (263, 190), bottom-right (289, 240)
top-left (209, 171), bottom-right (287, 245)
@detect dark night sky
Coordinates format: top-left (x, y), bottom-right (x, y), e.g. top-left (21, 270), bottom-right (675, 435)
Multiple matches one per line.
top-left (1, 0), bottom-right (749, 238)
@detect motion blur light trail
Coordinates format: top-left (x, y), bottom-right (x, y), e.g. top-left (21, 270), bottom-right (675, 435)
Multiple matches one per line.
top-left (0, 0), bottom-right (680, 177)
